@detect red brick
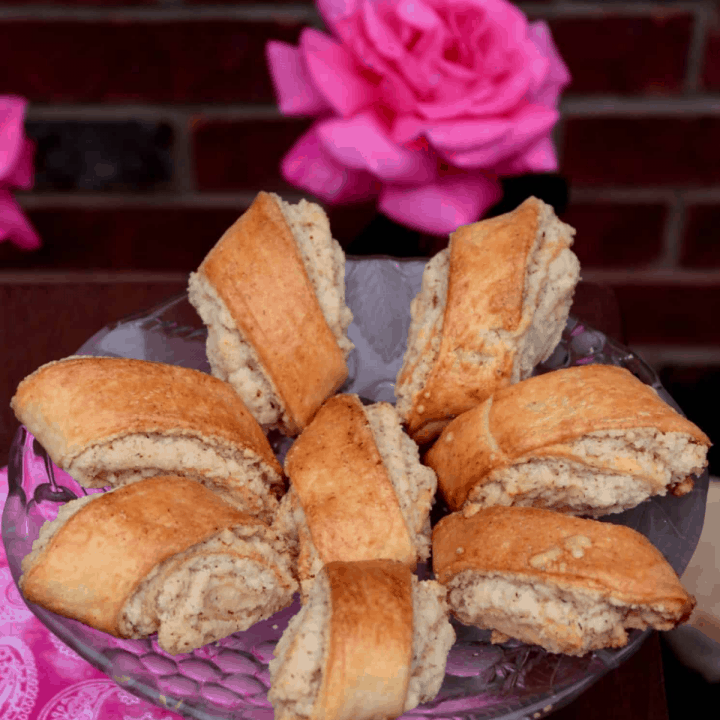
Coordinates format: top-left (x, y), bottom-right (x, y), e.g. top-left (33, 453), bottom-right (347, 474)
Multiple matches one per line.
top-left (192, 118), bottom-right (313, 192)
top-left (0, 281), bottom-right (189, 453)
top-left (0, 0), bottom-right (154, 3)
top-left (326, 202), bottom-right (379, 248)
top-left (0, 21), bottom-right (303, 103)
top-left (0, 201), bottom-right (382, 272)
top-left (562, 117), bottom-right (720, 186)
top-left (570, 281), bottom-right (624, 343)
top-left (680, 204), bottom-right (720, 267)
top-left (548, 15), bottom-right (692, 95)
top-left (561, 202), bottom-right (666, 268)
top-left (188, 0), bottom-right (310, 3)
top-left (701, 7), bottom-right (720, 90)
top-left (614, 283), bottom-right (720, 345)
top-left (0, 207), bottom-right (244, 271)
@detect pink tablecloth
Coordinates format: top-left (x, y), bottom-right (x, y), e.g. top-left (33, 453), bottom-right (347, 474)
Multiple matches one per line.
top-left (0, 466), bottom-right (184, 720)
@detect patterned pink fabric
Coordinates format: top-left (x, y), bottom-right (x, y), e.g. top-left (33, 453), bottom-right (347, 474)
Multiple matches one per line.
top-left (0, 467), bottom-right (183, 720)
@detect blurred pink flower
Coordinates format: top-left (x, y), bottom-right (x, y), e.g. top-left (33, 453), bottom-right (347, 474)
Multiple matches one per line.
top-left (267, 0), bottom-right (570, 235)
top-left (1, 96), bottom-right (39, 250)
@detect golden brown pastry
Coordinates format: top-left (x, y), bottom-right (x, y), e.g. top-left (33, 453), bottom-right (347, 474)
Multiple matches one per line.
top-left (269, 560), bottom-right (455, 720)
top-left (426, 364), bottom-right (710, 517)
top-left (11, 355), bottom-right (284, 521)
top-left (432, 507), bottom-right (696, 656)
top-left (395, 196), bottom-right (580, 444)
top-left (188, 191), bottom-right (353, 436)
top-left (20, 476), bottom-right (298, 655)
top-left (278, 394), bottom-right (436, 597)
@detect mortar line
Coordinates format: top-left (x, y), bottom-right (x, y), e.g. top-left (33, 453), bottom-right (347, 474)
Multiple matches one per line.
top-left (25, 105), bottom-right (284, 121)
top-left (0, 4), bottom-right (321, 21)
top-left (562, 96), bottom-right (720, 115)
top-left (0, 1), bottom-right (704, 20)
top-left (15, 191), bottom-right (306, 208)
top-left (629, 345), bottom-right (720, 368)
top-left (568, 187), bottom-right (720, 202)
top-left (685, 2), bottom-right (712, 92)
top-left (655, 192), bottom-right (685, 268)
top-left (172, 115), bottom-right (195, 195)
top-left (0, 271), bottom-right (188, 283)
top-left (25, 99), bottom-right (720, 121)
top-left (521, 1), bottom-right (706, 17)
top-left (580, 268), bottom-right (720, 284)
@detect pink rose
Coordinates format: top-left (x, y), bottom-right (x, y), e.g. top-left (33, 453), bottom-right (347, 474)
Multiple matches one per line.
top-left (266, 0), bottom-right (570, 235)
top-left (1, 96), bottom-right (39, 250)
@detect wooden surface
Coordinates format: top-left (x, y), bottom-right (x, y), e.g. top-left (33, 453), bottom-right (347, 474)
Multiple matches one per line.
top-left (0, 274), bottom-right (668, 720)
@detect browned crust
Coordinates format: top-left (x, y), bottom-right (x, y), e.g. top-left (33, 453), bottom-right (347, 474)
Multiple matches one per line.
top-left (198, 191), bottom-right (348, 434)
top-left (399, 197), bottom-right (545, 443)
top-left (11, 355), bottom-right (282, 476)
top-left (20, 476), bottom-right (261, 637)
top-left (432, 507), bottom-right (695, 620)
top-left (284, 395), bottom-right (416, 569)
top-left (317, 560), bottom-right (413, 720)
top-left (426, 364), bottom-right (711, 510)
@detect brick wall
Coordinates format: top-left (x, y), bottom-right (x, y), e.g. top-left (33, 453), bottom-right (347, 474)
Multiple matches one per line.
top-left (2, 1), bottom-right (720, 386)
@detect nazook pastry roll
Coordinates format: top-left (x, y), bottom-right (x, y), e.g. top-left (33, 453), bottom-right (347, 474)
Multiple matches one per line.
top-left (268, 560), bottom-right (455, 720)
top-left (188, 191), bottom-right (354, 437)
top-left (276, 394), bottom-right (436, 598)
top-left (11, 356), bottom-right (284, 522)
top-left (395, 196), bottom-right (580, 444)
top-left (19, 476), bottom-right (298, 655)
top-left (432, 507), bottom-right (695, 656)
top-left (425, 364), bottom-right (711, 518)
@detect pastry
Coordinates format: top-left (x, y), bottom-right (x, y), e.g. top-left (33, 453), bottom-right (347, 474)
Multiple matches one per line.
top-left (269, 560), bottom-right (455, 720)
top-left (432, 506), bottom-right (696, 656)
top-left (188, 191), bottom-right (354, 436)
top-left (11, 355), bottom-right (284, 521)
top-left (395, 196), bottom-right (580, 444)
top-left (20, 476), bottom-right (298, 655)
top-left (425, 364), bottom-right (710, 517)
top-left (278, 394), bottom-right (436, 598)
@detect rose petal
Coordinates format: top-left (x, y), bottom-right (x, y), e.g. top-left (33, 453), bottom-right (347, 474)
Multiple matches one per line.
top-left (316, 0), bottom-right (360, 33)
top-left (426, 105), bottom-right (559, 156)
top-left (379, 173), bottom-right (502, 236)
top-left (361, 1), bottom-right (405, 62)
top-left (302, 28), bottom-right (379, 117)
top-left (0, 95), bottom-right (29, 185)
top-left (318, 111), bottom-right (435, 183)
top-left (3, 137), bottom-right (34, 190)
top-left (281, 124), bottom-right (381, 203)
top-left (454, 0), bottom-right (526, 26)
top-left (435, 56), bottom-right (478, 82)
top-left (265, 41), bottom-right (331, 116)
top-left (426, 118), bottom-right (514, 153)
top-left (0, 190), bottom-right (41, 250)
top-left (334, 16), bottom-right (417, 114)
top-left (333, 11), bottom-right (395, 80)
top-left (391, 114), bottom-right (426, 145)
top-left (396, 0), bottom-right (441, 31)
top-left (417, 62), bottom-right (532, 120)
top-left (414, 92), bottom-right (473, 121)
top-left (494, 133), bottom-right (558, 175)
top-left (527, 20), bottom-right (572, 107)
top-left (428, 104), bottom-right (558, 168)
top-left (379, 74), bottom-right (418, 115)
top-left (361, 1), bottom-right (439, 99)
top-left (518, 32), bottom-right (552, 98)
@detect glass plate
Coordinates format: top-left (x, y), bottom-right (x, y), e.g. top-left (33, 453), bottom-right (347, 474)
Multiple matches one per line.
top-left (2, 257), bottom-right (709, 720)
